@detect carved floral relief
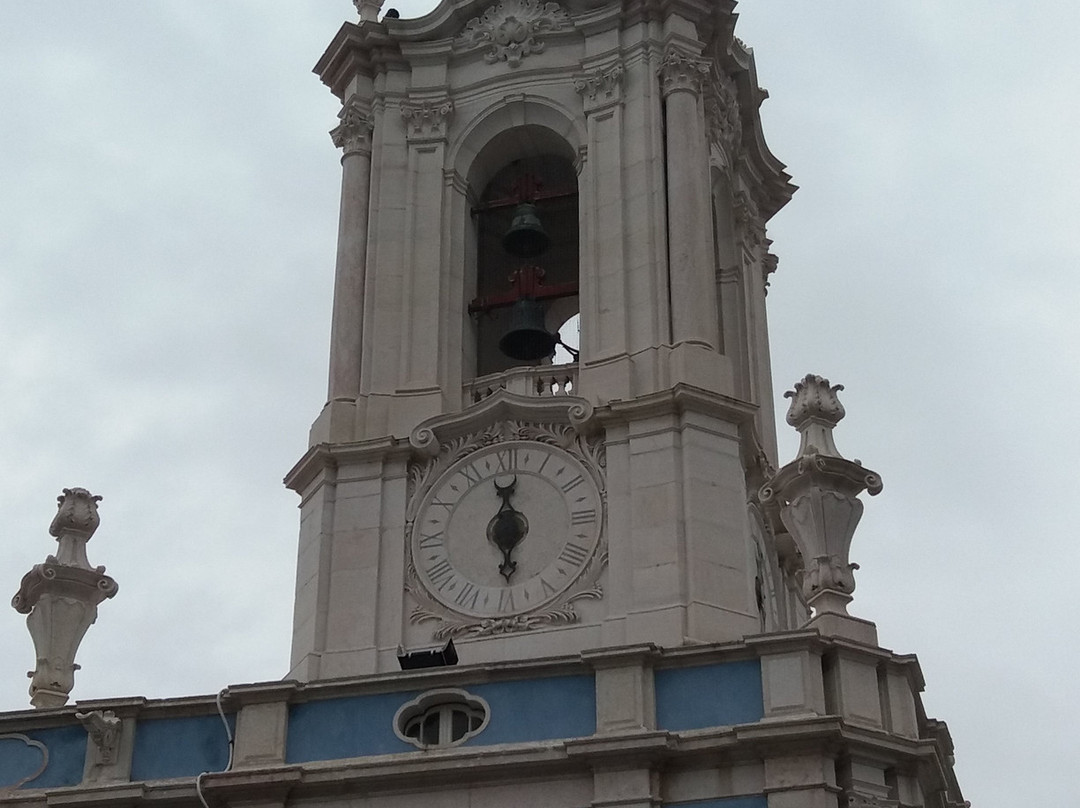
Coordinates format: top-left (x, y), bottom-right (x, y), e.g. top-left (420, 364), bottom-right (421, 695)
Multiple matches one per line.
top-left (457, 0), bottom-right (572, 67)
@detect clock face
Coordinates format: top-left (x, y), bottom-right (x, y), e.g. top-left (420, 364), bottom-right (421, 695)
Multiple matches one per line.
top-left (411, 441), bottom-right (603, 618)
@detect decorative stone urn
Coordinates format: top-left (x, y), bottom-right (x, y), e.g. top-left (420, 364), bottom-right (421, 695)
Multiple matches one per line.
top-left (760, 376), bottom-right (882, 621)
top-left (11, 488), bottom-right (118, 709)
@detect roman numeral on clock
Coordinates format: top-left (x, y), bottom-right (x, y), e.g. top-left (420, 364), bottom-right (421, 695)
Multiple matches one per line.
top-left (557, 542), bottom-right (590, 566)
top-left (454, 582), bottom-right (481, 610)
top-left (494, 447), bottom-right (518, 472)
top-left (570, 508), bottom-right (596, 525)
top-left (426, 559), bottom-right (455, 590)
top-left (559, 474), bottom-right (585, 494)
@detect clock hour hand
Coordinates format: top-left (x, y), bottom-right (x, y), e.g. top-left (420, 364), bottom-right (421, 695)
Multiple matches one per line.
top-left (488, 476), bottom-right (528, 582)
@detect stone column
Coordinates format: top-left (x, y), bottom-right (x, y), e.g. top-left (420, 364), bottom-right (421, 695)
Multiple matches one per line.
top-left (659, 47), bottom-right (718, 349)
top-left (327, 97), bottom-right (375, 402)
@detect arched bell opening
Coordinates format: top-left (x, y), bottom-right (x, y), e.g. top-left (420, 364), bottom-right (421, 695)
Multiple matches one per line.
top-left (465, 126), bottom-right (579, 379)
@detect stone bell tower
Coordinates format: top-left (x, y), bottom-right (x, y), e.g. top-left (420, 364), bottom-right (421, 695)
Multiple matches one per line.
top-left (286, 0), bottom-right (798, 682)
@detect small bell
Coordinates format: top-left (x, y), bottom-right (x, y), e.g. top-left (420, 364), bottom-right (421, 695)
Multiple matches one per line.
top-left (502, 203), bottom-right (549, 257)
top-left (498, 298), bottom-right (557, 361)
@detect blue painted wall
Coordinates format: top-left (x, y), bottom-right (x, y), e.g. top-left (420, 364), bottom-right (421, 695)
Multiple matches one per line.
top-left (286, 690), bottom-right (418, 763)
top-left (0, 725), bottom-right (86, 789)
top-left (287, 674), bottom-right (596, 763)
top-left (131, 714), bottom-right (234, 781)
top-left (655, 659), bottom-right (763, 730)
top-left (463, 674), bottom-right (595, 745)
top-left (664, 798), bottom-right (767, 808)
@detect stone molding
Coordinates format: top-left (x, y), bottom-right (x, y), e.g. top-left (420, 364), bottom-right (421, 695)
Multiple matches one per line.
top-left (330, 97), bottom-right (375, 156)
top-left (456, 0), bottom-right (573, 67)
top-left (658, 47), bottom-right (710, 98)
top-left (574, 64), bottom-right (625, 113)
top-left (400, 98), bottom-right (454, 142)
top-left (843, 793), bottom-right (899, 808)
top-left (0, 733), bottom-right (48, 790)
top-left (409, 389), bottom-right (596, 455)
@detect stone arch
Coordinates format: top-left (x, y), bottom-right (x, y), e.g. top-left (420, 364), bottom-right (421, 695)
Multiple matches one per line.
top-left (452, 97), bottom-right (584, 379)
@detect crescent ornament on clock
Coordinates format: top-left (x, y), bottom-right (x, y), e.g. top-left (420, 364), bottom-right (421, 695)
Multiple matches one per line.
top-left (411, 440), bottom-right (603, 619)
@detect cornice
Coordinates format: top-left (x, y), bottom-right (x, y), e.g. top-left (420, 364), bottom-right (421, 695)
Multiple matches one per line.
top-left (314, 22), bottom-right (405, 99)
top-left (283, 436), bottom-right (409, 494)
top-left (598, 383), bottom-right (759, 427)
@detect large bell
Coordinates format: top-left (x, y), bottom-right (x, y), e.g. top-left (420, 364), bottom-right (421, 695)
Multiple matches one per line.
top-left (502, 203), bottom-right (549, 257)
top-left (498, 298), bottom-right (557, 361)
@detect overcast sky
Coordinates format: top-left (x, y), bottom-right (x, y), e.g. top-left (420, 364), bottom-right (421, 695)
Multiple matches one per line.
top-left (2, 3), bottom-right (1077, 806)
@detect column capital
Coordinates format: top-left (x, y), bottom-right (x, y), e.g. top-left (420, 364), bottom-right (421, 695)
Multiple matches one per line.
top-left (575, 63), bottom-right (625, 114)
top-left (330, 97), bottom-right (374, 156)
top-left (658, 46), bottom-right (709, 98)
top-left (400, 97), bottom-right (454, 143)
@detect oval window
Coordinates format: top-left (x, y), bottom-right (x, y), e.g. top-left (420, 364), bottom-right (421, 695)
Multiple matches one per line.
top-left (394, 689), bottom-right (489, 749)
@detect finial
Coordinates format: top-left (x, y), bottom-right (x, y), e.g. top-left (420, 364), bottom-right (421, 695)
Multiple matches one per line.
top-left (354, 0), bottom-right (383, 22)
top-left (784, 373), bottom-right (846, 458)
top-left (761, 378), bottom-right (881, 640)
top-left (12, 488), bottom-right (118, 709)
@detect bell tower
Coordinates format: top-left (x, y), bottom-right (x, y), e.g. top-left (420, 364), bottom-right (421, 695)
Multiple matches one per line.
top-left (287, 0), bottom-right (796, 681)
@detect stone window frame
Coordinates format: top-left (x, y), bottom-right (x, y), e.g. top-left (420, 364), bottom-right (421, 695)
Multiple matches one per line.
top-left (393, 688), bottom-right (491, 749)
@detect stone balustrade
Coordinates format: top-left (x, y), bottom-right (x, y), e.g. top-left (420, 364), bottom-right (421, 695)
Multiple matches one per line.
top-left (464, 364), bottom-right (578, 406)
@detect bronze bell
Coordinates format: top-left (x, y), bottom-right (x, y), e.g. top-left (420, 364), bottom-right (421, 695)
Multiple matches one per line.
top-left (498, 297), bottom-right (557, 361)
top-left (502, 203), bottom-right (550, 257)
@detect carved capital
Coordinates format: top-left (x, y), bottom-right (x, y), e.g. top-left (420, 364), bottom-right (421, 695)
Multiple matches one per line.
top-left (733, 190), bottom-right (766, 253)
top-left (400, 98), bottom-right (454, 143)
top-left (706, 70), bottom-right (741, 157)
top-left (658, 47), bottom-right (710, 98)
top-left (330, 97), bottom-right (375, 156)
top-left (574, 64), bottom-right (624, 113)
top-left (457, 0), bottom-right (572, 67)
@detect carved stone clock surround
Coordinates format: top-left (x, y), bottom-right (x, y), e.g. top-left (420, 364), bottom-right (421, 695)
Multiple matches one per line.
top-left (404, 393), bottom-right (607, 641)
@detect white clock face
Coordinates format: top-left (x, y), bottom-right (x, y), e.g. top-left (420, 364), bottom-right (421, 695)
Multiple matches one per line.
top-left (411, 441), bottom-right (602, 618)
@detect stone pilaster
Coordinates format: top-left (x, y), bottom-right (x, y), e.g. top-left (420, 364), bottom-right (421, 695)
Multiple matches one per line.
top-left (398, 98), bottom-right (453, 416)
top-left (576, 63), bottom-right (628, 362)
